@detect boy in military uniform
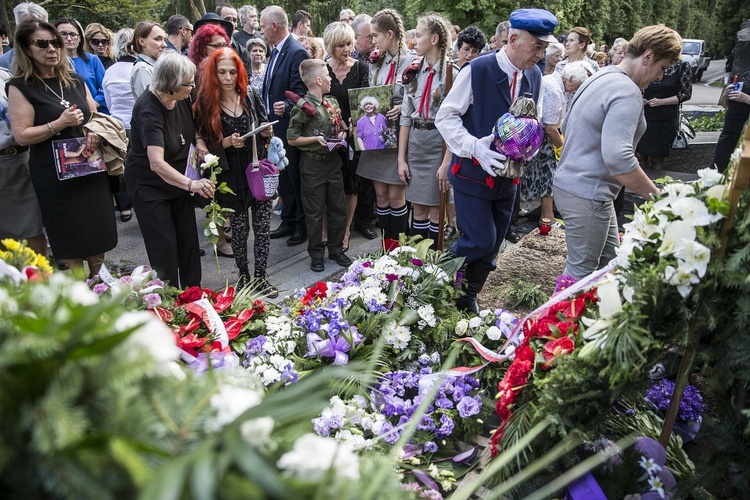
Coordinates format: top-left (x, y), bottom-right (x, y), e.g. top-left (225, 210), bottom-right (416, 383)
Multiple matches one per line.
top-left (287, 59), bottom-right (352, 272)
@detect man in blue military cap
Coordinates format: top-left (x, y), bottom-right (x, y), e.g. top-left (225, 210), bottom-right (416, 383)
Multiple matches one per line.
top-left (435, 8), bottom-right (558, 312)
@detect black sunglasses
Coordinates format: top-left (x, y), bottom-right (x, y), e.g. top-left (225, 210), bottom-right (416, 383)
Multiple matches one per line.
top-left (31, 38), bottom-right (62, 49)
top-left (89, 38), bottom-right (110, 46)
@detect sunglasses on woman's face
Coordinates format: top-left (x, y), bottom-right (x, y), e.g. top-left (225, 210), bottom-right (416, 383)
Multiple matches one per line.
top-left (89, 38), bottom-right (109, 46)
top-left (31, 38), bottom-right (62, 49)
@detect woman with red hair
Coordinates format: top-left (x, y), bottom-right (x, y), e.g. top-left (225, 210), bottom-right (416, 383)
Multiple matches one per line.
top-left (188, 24), bottom-right (230, 69)
top-left (193, 48), bottom-right (277, 296)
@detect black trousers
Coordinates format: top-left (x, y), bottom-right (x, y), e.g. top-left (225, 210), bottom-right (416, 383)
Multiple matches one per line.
top-left (131, 192), bottom-right (201, 288)
top-left (300, 153), bottom-right (347, 258)
top-left (713, 100), bottom-right (750, 172)
top-left (278, 146), bottom-right (306, 232)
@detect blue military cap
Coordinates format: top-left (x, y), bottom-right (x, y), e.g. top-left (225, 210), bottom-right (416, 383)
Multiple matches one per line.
top-left (509, 9), bottom-right (559, 43)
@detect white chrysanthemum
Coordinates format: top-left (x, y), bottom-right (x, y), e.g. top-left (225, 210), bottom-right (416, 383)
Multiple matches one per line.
top-left (468, 317), bottom-right (482, 329)
top-left (417, 304), bottom-right (436, 327)
top-left (240, 417), bottom-right (276, 450)
top-left (673, 240), bottom-right (711, 278)
top-left (670, 196), bottom-right (722, 226)
top-left (455, 319), bottom-right (469, 335)
top-left (361, 286), bottom-right (387, 306)
top-left (277, 434), bottom-right (360, 482)
top-left (116, 311), bottom-right (180, 364)
top-left (486, 325), bottom-right (502, 341)
top-left (261, 366), bottom-right (281, 385)
top-left (658, 221), bottom-right (697, 257)
top-left (696, 168), bottom-right (723, 188)
top-left (209, 385), bottom-right (263, 430)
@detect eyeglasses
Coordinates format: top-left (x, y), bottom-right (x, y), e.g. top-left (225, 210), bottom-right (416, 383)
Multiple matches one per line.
top-left (89, 38), bottom-right (109, 46)
top-left (182, 26), bottom-right (193, 34)
top-left (223, 16), bottom-right (238, 23)
top-left (180, 82), bottom-right (196, 89)
top-left (207, 42), bottom-right (227, 49)
top-left (59, 32), bottom-right (80, 39)
top-left (31, 38), bottom-right (62, 49)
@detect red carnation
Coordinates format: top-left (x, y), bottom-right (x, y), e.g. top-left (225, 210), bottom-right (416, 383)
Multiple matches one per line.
top-left (176, 286), bottom-right (213, 306)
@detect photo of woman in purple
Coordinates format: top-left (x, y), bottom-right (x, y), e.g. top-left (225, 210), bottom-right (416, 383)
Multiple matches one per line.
top-left (356, 96), bottom-right (387, 150)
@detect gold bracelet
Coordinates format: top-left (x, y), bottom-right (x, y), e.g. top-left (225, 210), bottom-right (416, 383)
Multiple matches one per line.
top-left (47, 122), bottom-right (60, 136)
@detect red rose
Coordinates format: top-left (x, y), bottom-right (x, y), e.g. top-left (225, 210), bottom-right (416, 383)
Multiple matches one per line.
top-left (176, 286), bottom-right (214, 306)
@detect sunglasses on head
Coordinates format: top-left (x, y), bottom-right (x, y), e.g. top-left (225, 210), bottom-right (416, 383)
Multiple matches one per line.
top-left (89, 38), bottom-right (109, 46)
top-left (31, 38), bottom-right (62, 49)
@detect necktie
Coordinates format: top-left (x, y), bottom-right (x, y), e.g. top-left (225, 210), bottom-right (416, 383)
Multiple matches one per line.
top-left (384, 61), bottom-right (396, 85)
top-left (509, 71), bottom-right (518, 103)
top-left (418, 67), bottom-right (435, 120)
top-left (265, 47), bottom-right (279, 110)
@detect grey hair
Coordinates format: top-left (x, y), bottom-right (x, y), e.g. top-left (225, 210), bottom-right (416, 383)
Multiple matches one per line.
top-left (260, 6), bottom-right (288, 29)
top-left (495, 20), bottom-right (510, 38)
top-left (238, 5), bottom-right (257, 23)
top-left (545, 42), bottom-right (563, 57)
top-left (351, 14), bottom-right (371, 34)
top-left (360, 95), bottom-right (379, 109)
top-left (151, 50), bottom-right (196, 93)
top-left (13, 1), bottom-right (48, 24)
top-left (562, 60), bottom-right (590, 86)
top-left (340, 8), bottom-right (355, 20)
top-left (114, 28), bottom-right (135, 59)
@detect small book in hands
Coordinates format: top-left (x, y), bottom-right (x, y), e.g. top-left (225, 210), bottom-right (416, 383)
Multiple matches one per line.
top-left (53, 137), bottom-right (106, 181)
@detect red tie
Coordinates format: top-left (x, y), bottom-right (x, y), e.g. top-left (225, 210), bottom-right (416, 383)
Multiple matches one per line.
top-left (509, 71), bottom-right (518, 102)
top-left (384, 61), bottom-right (396, 85)
top-left (418, 67), bottom-right (435, 120)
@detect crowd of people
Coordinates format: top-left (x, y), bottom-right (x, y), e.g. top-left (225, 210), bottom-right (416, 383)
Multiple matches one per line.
top-left (0, 1), bottom-right (743, 309)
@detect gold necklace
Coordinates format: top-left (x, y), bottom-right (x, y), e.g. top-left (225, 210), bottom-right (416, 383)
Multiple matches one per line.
top-left (42, 80), bottom-right (70, 108)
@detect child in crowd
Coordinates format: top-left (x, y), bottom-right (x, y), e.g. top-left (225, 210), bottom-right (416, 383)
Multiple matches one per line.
top-left (397, 12), bottom-right (453, 249)
top-left (287, 59), bottom-right (352, 272)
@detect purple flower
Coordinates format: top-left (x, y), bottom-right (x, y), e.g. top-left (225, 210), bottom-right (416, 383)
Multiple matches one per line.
top-left (313, 416), bottom-right (330, 436)
top-left (363, 261), bottom-right (372, 268)
top-left (645, 379), bottom-right (705, 422)
top-left (280, 362), bottom-right (298, 383)
top-left (418, 354), bottom-right (431, 366)
top-left (378, 421), bottom-right (401, 444)
top-left (367, 299), bottom-right (387, 312)
top-left (417, 415), bottom-right (436, 431)
top-left (119, 275), bottom-right (132, 285)
top-left (436, 397), bottom-right (454, 409)
top-left (411, 258), bottom-right (423, 266)
top-left (423, 441), bottom-right (438, 453)
top-left (435, 414), bottom-right (454, 438)
top-left (151, 278), bottom-right (165, 287)
top-left (93, 283), bottom-right (108, 296)
top-left (143, 293), bottom-right (161, 308)
top-left (328, 414), bottom-right (344, 430)
top-left (554, 274), bottom-right (578, 294)
top-left (245, 336), bottom-right (268, 357)
top-left (386, 273), bottom-right (399, 282)
top-left (457, 396), bottom-right (482, 418)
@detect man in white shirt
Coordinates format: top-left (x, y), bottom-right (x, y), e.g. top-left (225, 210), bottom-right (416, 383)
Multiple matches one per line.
top-left (435, 8), bottom-right (557, 313)
top-left (290, 10), bottom-right (312, 39)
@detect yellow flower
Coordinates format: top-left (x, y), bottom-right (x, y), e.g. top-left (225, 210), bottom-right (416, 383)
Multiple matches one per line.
top-left (1, 239), bottom-right (21, 252)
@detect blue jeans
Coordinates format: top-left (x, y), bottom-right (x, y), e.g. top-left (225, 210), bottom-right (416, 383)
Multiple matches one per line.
top-left (554, 187), bottom-right (619, 279)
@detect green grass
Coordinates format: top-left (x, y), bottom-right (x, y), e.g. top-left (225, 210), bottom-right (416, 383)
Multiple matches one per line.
top-left (709, 79), bottom-right (726, 88)
top-left (689, 110), bottom-right (726, 132)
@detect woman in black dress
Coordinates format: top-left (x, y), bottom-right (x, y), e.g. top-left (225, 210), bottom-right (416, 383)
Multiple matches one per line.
top-left (193, 47), bottom-right (277, 296)
top-left (8, 21), bottom-right (116, 276)
top-left (637, 60), bottom-right (693, 170)
top-left (324, 22), bottom-right (370, 250)
top-left (125, 51), bottom-right (211, 288)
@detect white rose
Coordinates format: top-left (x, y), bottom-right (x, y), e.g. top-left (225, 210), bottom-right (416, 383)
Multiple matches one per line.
top-left (486, 325), bottom-right (502, 341)
top-left (455, 319), bottom-right (469, 335)
top-left (468, 317), bottom-right (482, 329)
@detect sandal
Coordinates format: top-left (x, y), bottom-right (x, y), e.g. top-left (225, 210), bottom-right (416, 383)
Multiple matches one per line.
top-left (444, 224), bottom-right (456, 240)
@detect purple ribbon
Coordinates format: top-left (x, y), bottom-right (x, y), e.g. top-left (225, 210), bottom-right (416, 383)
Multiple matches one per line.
top-left (565, 472), bottom-right (607, 500)
top-left (410, 469), bottom-right (439, 492)
top-left (306, 329), bottom-right (363, 365)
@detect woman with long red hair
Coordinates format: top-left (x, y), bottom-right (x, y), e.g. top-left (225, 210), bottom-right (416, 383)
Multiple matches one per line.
top-left (193, 47), bottom-right (277, 296)
top-left (187, 24), bottom-right (229, 68)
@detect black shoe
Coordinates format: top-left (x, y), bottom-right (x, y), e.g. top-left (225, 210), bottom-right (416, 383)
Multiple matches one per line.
top-left (355, 226), bottom-right (378, 240)
top-left (216, 248), bottom-right (235, 258)
top-left (120, 210), bottom-right (133, 222)
top-left (56, 259), bottom-right (69, 271)
top-left (237, 272), bottom-right (251, 291)
top-left (505, 231), bottom-right (521, 244)
top-left (310, 257), bottom-right (325, 272)
top-left (270, 224), bottom-right (295, 239)
top-left (287, 230), bottom-right (307, 246)
top-left (329, 252), bottom-right (352, 267)
top-left (199, 248), bottom-right (206, 256)
top-left (258, 277), bottom-right (279, 299)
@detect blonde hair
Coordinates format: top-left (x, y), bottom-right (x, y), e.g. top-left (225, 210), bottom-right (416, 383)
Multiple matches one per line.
top-left (12, 21), bottom-right (76, 88)
top-left (323, 21), bottom-right (355, 56)
top-left (299, 58), bottom-right (327, 87)
top-left (415, 12), bottom-right (451, 83)
top-left (627, 24), bottom-right (682, 63)
top-left (84, 23), bottom-right (115, 60)
top-left (371, 9), bottom-right (406, 86)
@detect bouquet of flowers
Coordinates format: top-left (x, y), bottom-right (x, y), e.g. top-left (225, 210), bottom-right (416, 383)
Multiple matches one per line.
top-left (88, 263), bottom-right (169, 309)
top-left (0, 238), bottom-right (53, 282)
top-left (242, 314), bottom-right (300, 386)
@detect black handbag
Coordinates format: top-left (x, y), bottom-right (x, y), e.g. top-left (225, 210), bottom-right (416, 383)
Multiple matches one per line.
top-left (672, 107), bottom-right (695, 150)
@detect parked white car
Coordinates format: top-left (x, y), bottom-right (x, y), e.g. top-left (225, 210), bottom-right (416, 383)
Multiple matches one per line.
top-left (681, 39), bottom-right (711, 82)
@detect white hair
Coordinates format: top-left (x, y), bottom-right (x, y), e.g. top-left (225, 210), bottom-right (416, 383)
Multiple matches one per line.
top-left (13, 1), bottom-right (48, 24)
top-left (351, 14), bottom-right (371, 34)
top-left (562, 60), bottom-right (591, 86)
top-left (360, 95), bottom-right (379, 109)
top-left (546, 42), bottom-right (563, 57)
top-left (151, 50), bottom-right (196, 93)
top-left (114, 28), bottom-right (135, 59)
top-left (238, 5), bottom-right (257, 22)
top-left (261, 6), bottom-right (288, 29)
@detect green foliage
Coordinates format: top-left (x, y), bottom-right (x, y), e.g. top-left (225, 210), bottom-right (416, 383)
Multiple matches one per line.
top-left (690, 111), bottom-right (726, 132)
top-left (498, 278), bottom-right (549, 311)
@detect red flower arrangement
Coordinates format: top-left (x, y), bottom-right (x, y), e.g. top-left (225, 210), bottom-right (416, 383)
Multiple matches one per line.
top-left (152, 286), bottom-right (266, 358)
top-left (489, 289), bottom-right (598, 456)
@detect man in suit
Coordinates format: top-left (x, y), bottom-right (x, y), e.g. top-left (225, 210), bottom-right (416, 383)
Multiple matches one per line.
top-left (261, 5), bottom-right (310, 246)
top-left (435, 8), bottom-right (557, 312)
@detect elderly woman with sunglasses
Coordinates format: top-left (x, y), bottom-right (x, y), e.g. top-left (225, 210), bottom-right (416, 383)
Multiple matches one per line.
top-left (55, 17), bottom-right (108, 113)
top-left (84, 22), bottom-right (115, 70)
top-left (8, 21), bottom-right (117, 276)
top-left (125, 51), bottom-right (208, 288)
